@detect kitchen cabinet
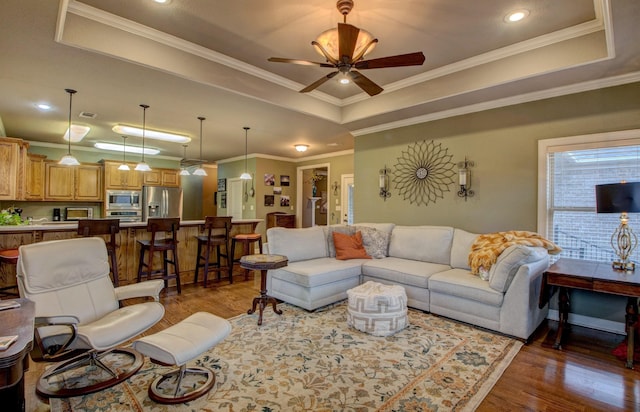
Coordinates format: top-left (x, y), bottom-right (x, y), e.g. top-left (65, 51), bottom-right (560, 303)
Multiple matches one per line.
top-left (103, 161), bottom-right (142, 190)
top-left (143, 168), bottom-right (180, 187)
top-left (24, 153), bottom-right (46, 200)
top-left (0, 137), bottom-right (28, 200)
top-left (45, 162), bottom-right (103, 201)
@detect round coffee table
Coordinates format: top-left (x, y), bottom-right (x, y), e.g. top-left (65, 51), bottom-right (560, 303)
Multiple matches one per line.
top-left (240, 254), bottom-right (288, 325)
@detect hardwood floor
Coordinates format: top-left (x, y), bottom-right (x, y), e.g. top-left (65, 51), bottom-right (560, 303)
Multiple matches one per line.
top-left (24, 276), bottom-right (640, 411)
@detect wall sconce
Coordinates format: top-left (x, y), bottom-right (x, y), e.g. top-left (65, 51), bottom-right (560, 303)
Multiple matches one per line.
top-left (379, 166), bottom-right (391, 201)
top-left (457, 157), bottom-right (475, 200)
top-left (331, 181), bottom-right (339, 196)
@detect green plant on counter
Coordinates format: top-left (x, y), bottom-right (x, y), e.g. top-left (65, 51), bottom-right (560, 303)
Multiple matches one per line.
top-left (0, 208), bottom-right (25, 226)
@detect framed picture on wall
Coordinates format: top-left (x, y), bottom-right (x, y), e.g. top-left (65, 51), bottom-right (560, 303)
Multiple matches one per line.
top-left (264, 195), bottom-right (275, 206)
top-left (273, 186), bottom-right (282, 195)
top-left (220, 192), bottom-right (227, 209)
top-left (280, 175), bottom-right (290, 186)
top-left (280, 195), bottom-right (290, 207)
top-left (264, 173), bottom-right (275, 186)
top-left (218, 178), bottom-right (226, 192)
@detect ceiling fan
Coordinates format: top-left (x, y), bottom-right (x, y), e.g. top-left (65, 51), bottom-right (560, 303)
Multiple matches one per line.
top-left (268, 0), bottom-right (425, 96)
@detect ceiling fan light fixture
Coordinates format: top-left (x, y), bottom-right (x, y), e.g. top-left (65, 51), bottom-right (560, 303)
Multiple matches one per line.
top-left (314, 27), bottom-right (376, 61)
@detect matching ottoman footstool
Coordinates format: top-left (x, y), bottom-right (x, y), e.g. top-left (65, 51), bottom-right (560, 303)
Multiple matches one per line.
top-left (132, 312), bottom-right (232, 404)
top-left (347, 281), bottom-right (409, 336)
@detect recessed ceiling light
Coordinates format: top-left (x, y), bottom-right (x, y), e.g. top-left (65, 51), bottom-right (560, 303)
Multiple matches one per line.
top-left (505, 9), bottom-right (529, 23)
top-left (94, 142), bottom-right (160, 155)
top-left (35, 103), bottom-right (51, 110)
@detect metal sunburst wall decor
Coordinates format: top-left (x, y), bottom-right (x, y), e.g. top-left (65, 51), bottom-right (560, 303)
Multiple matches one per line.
top-left (392, 140), bottom-right (456, 206)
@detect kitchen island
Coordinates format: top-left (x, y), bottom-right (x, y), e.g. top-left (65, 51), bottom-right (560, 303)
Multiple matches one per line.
top-left (0, 219), bottom-right (263, 290)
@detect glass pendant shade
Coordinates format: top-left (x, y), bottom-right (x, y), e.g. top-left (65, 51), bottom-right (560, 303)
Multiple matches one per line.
top-left (240, 126), bottom-right (252, 180)
top-left (135, 104), bottom-right (152, 172)
top-left (194, 116), bottom-right (207, 176)
top-left (314, 27), bottom-right (376, 61)
top-left (118, 136), bottom-right (130, 170)
top-left (179, 144), bottom-right (190, 175)
top-left (59, 88), bottom-right (80, 166)
top-left (179, 168), bottom-right (191, 176)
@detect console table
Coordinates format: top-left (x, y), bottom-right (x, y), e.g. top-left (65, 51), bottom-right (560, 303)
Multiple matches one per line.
top-left (541, 258), bottom-right (640, 368)
top-left (0, 298), bottom-right (34, 411)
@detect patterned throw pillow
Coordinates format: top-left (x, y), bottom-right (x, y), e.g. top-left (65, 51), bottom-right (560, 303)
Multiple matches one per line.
top-left (355, 226), bottom-right (390, 259)
top-left (333, 231), bottom-right (371, 260)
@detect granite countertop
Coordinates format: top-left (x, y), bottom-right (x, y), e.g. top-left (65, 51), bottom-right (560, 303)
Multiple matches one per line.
top-left (0, 218), bottom-right (263, 232)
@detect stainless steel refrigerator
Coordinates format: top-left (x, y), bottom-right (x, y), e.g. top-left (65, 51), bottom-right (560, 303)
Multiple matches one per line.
top-left (142, 186), bottom-right (183, 220)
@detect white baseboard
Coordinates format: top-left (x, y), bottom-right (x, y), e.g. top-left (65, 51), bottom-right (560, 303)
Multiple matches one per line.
top-left (547, 309), bottom-right (626, 335)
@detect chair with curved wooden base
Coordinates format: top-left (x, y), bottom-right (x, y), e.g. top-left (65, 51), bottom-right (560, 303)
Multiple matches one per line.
top-left (17, 237), bottom-right (165, 398)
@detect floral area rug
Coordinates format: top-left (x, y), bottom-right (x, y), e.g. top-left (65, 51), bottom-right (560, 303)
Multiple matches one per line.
top-left (51, 302), bottom-right (522, 411)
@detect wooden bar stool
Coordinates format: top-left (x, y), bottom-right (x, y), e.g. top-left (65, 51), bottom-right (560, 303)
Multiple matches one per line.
top-left (230, 233), bottom-right (262, 282)
top-left (137, 217), bottom-right (181, 294)
top-left (194, 216), bottom-right (232, 287)
top-left (77, 218), bottom-right (120, 286)
top-left (0, 248), bottom-right (19, 298)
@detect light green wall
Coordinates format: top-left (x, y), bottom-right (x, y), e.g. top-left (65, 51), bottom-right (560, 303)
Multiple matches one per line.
top-left (216, 157), bottom-right (256, 217)
top-left (355, 82), bottom-right (640, 327)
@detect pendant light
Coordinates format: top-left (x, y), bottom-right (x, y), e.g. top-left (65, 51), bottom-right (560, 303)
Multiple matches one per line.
top-left (134, 104), bottom-right (152, 172)
top-left (192, 116), bottom-right (207, 176)
top-left (58, 88), bottom-right (81, 166)
top-left (117, 136), bottom-right (130, 171)
top-left (240, 126), bottom-right (252, 180)
top-left (179, 144), bottom-right (190, 176)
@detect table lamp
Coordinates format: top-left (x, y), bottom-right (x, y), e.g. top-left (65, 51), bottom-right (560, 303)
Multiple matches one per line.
top-left (595, 181), bottom-right (640, 271)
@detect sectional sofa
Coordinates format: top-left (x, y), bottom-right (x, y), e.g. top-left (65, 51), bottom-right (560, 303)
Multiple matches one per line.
top-left (264, 223), bottom-right (551, 340)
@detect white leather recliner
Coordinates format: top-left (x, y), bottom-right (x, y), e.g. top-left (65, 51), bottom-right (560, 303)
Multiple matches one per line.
top-left (17, 237), bottom-right (165, 398)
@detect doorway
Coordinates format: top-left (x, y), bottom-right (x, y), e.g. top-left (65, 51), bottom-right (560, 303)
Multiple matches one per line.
top-left (340, 174), bottom-right (354, 225)
top-left (227, 178), bottom-right (243, 219)
top-left (296, 163), bottom-right (329, 228)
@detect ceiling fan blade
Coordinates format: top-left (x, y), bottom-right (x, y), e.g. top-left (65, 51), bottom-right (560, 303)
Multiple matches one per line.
top-left (338, 23), bottom-right (360, 63)
top-left (268, 57), bottom-right (335, 68)
top-left (311, 41), bottom-right (339, 66)
top-left (348, 70), bottom-right (383, 96)
top-left (300, 71), bottom-right (339, 93)
top-left (354, 52), bottom-right (426, 69)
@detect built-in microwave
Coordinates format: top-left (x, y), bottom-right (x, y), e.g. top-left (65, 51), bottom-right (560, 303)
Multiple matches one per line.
top-left (65, 207), bottom-right (93, 221)
top-left (106, 190), bottom-right (141, 210)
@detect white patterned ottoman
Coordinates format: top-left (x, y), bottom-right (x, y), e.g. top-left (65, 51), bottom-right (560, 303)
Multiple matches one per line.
top-left (347, 281), bottom-right (409, 336)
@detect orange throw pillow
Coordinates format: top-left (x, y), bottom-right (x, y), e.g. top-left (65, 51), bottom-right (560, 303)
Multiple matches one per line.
top-left (333, 231), bottom-right (372, 260)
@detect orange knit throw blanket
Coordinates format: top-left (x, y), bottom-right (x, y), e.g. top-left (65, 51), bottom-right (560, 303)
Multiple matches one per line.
top-left (468, 230), bottom-right (561, 275)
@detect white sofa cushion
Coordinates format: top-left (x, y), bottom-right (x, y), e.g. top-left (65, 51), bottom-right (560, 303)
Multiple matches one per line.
top-left (488, 245), bottom-right (548, 292)
top-left (267, 227), bottom-right (328, 262)
top-left (362, 257), bottom-right (449, 288)
top-left (450, 228), bottom-right (479, 270)
top-left (429, 268), bottom-right (504, 307)
top-left (355, 222), bottom-right (396, 234)
top-left (269, 257), bottom-right (364, 288)
top-left (388, 226), bottom-right (453, 265)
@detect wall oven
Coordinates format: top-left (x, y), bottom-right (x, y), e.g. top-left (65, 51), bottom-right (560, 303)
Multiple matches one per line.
top-left (106, 190), bottom-right (141, 210)
top-left (105, 209), bottom-right (142, 222)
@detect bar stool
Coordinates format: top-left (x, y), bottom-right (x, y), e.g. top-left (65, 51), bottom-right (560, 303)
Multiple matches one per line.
top-left (137, 217), bottom-right (181, 294)
top-left (77, 218), bottom-right (120, 287)
top-left (194, 216), bottom-right (232, 287)
top-left (0, 248), bottom-right (19, 298)
top-left (230, 233), bottom-right (262, 282)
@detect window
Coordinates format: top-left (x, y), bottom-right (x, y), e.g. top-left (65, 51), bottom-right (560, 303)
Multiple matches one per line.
top-left (539, 130), bottom-right (640, 264)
